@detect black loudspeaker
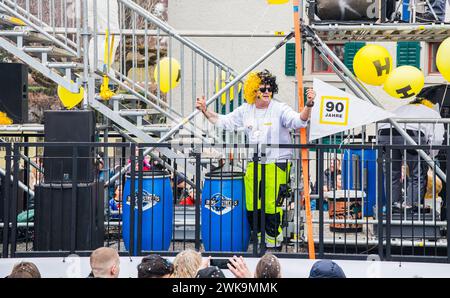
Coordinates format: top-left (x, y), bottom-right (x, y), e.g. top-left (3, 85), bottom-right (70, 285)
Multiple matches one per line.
top-left (34, 182), bottom-right (104, 251)
top-left (0, 63), bottom-right (28, 123)
top-left (43, 110), bottom-right (96, 183)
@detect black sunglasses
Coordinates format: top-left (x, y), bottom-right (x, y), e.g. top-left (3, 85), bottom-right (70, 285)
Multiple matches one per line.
top-left (259, 86), bottom-right (272, 93)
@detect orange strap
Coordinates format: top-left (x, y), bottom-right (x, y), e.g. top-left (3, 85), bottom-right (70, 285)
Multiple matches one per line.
top-left (293, 0), bottom-right (315, 259)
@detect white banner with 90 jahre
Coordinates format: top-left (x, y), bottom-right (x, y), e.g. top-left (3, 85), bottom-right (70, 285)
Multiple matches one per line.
top-left (309, 78), bottom-right (394, 142)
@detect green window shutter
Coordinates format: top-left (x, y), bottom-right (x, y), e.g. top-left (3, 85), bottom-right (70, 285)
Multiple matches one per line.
top-left (397, 41), bottom-right (421, 69)
top-left (285, 43), bottom-right (296, 76)
top-left (344, 42), bottom-right (366, 74)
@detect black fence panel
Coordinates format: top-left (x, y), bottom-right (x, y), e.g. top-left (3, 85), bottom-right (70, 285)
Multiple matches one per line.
top-left (0, 142), bottom-right (448, 263)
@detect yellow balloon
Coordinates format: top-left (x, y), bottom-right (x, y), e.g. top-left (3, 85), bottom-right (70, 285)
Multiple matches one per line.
top-left (57, 80), bottom-right (84, 109)
top-left (436, 37), bottom-right (450, 82)
top-left (215, 71), bottom-right (242, 105)
top-left (267, 0), bottom-right (290, 4)
top-left (383, 66), bottom-right (425, 99)
top-left (154, 57), bottom-right (181, 93)
top-left (353, 44), bottom-right (393, 86)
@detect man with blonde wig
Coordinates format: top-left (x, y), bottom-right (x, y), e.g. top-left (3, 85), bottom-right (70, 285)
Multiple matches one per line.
top-left (196, 69), bottom-right (315, 250)
top-left (89, 247), bottom-right (120, 278)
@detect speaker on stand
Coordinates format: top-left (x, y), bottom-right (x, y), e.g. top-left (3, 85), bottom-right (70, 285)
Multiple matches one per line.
top-left (43, 110), bottom-right (96, 183)
top-left (34, 110), bottom-right (104, 251)
top-left (34, 182), bottom-right (104, 251)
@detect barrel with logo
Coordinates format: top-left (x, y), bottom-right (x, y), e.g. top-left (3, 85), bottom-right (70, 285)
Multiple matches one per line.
top-left (122, 171), bottom-right (173, 254)
top-left (202, 171), bottom-right (250, 252)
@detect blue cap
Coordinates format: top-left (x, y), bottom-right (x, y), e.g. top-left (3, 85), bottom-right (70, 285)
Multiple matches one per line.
top-left (309, 260), bottom-right (346, 278)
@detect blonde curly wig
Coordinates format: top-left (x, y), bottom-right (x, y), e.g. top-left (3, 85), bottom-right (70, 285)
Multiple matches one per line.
top-left (243, 70), bottom-right (278, 104)
top-left (243, 72), bottom-right (262, 105)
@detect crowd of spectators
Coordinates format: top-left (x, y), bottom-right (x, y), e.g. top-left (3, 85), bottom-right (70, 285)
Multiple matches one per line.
top-left (4, 247), bottom-right (346, 279)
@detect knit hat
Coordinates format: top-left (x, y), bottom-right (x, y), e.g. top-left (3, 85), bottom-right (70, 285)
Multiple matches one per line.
top-left (309, 260), bottom-right (346, 278)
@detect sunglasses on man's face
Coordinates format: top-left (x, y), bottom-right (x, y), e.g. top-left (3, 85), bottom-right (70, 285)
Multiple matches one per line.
top-left (259, 86), bottom-right (272, 93)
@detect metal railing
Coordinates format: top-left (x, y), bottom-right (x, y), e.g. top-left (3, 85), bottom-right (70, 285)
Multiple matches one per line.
top-left (0, 0), bottom-right (245, 144)
top-left (0, 141), bottom-right (448, 263)
top-left (1, 0), bottom-right (81, 55)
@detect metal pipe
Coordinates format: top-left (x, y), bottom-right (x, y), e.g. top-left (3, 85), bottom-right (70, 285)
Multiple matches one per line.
top-left (305, 238), bottom-right (448, 248)
top-left (0, 125), bottom-right (44, 131)
top-left (0, 221), bottom-right (123, 228)
top-left (0, 124), bottom-right (115, 132)
top-left (308, 218), bottom-right (447, 226)
top-left (82, 0), bottom-right (89, 109)
top-left (388, 118), bottom-right (450, 124)
top-left (311, 23), bottom-right (450, 32)
top-left (0, 167), bottom-right (34, 198)
top-left (35, 28), bottom-right (290, 37)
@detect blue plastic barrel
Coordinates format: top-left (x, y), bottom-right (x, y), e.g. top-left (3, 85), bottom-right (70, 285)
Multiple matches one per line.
top-left (342, 149), bottom-right (377, 217)
top-left (122, 171), bottom-right (173, 254)
top-left (202, 171), bottom-right (250, 252)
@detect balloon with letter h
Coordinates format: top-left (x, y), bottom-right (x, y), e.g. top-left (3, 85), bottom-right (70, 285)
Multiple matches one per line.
top-left (437, 37), bottom-right (450, 82)
top-left (353, 44), bottom-right (424, 99)
top-left (353, 44), bottom-right (393, 86)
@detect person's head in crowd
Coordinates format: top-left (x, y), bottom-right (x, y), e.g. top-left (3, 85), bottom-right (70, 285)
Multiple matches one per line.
top-left (336, 173), bottom-right (342, 190)
top-left (113, 185), bottom-right (123, 201)
top-left (175, 173), bottom-right (187, 187)
top-left (137, 255), bottom-right (174, 278)
top-left (309, 260), bottom-right (346, 278)
top-left (7, 262), bottom-right (41, 278)
top-left (172, 249), bottom-right (202, 278)
top-left (89, 247), bottom-right (120, 278)
top-left (254, 253), bottom-right (282, 278)
top-left (329, 158), bottom-right (341, 173)
top-left (96, 152), bottom-right (105, 171)
top-left (195, 266), bottom-right (225, 278)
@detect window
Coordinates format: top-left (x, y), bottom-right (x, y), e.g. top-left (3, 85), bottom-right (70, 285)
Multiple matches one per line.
top-left (397, 41), bottom-right (421, 69)
top-left (428, 42), bottom-right (441, 74)
top-left (312, 44), bottom-right (345, 73)
top-left (285, 43), bottom-right (296, 76)
top-left (344, 42), bottom-right (365, 74)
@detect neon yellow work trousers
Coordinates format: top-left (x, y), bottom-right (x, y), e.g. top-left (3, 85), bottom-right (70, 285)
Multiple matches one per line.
top-left (244, 162), bottom-right (291, 247)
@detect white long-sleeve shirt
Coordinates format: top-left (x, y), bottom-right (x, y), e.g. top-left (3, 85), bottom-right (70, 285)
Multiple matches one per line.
top-left (216, 100), bottom-right (308, 163)
top-left (378, 104), bottom-right (445, 156)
